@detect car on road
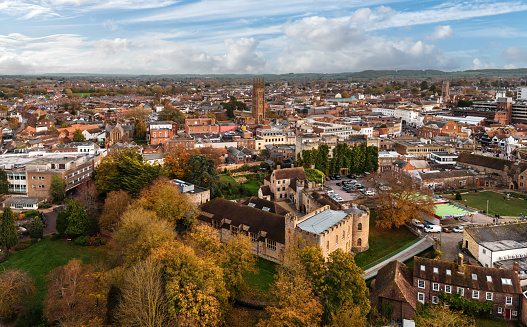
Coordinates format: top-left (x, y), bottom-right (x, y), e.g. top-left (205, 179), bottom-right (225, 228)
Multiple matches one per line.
top-left (453, 226), bottom-right (465, 233)
top-left (330, 176), bottom-right (335, 180)
top-left (442, 227), bottom-right (453, 233)
top-left (424, 225), bottom-right (441, 233)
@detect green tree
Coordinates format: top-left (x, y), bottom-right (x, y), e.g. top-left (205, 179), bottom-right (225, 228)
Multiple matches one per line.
top-left (0, 169), bottom-right (9, 194)
top-left (57, 200), bottom-right (90, 236)
top-left (29, 216), bottom-right (44, 239)
top-left (158, 105), bottom-right (185, 124)
top-left (0, 207), bottom-right (18, 249)
top-left (50, 175), bottom-right (66, 204)
top-left (56, 210), bottom-right (68, 236)
top-left (186, 155), bottom-right (221, 197)
top-left (72, 129), bottom-right (85, 142)
top-left (134, 119), bottom-right (147, 139)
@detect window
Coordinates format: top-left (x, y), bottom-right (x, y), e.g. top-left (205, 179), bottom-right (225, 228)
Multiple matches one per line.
top-left (336, 235), bottom-right (338, 244)
top-left (487, 276), bottom-right (492, 282)
top-left (446, 269), bottom-right (451, 275)
top-left (445, 285), bottom-right (452, 293)
top-left (38, 176), bottom-right (44, 180)
top-left (502, 278), bottom-right (512, 285)
top-left (358, 223), bottom-right (362, 231)
top-left (212, 220), bottom-right (221, 229)
top-left (513, 311), bottom-right (517, 317)
top-left (326, 241), bottom-right (329, 251)
top-left (31, 176), bottom-right (35, 180)
top-left (342, 231), bottom-right (345, 239)
top-left (266, 239), bottom-right (276, 251)
top-left (249, 232), bottom-right (257, 243)
top-left (483, 249), bottom-right (486, 254)
top-left (506, 297), bottom-right (512, 305)
top-left (420, 265), bottom-right (425, 271)
top-left (230, 225), bottom-right (238, 235)
top-left (357, 238), bottom-right (362, 246)
top-left (432, 296), bottom-right (439, 304)
top-left (472, 274), bottom-right (477, 280)
top-left (433, 267), bottom-right (438, 274)
top-left (486, 292), bottom-right (493, 301)
top-left (498, 308), bottom-right (503, 314)
top-left (418, 280), bottom-right (425, 288)
top-left (472, 291), bottom-right (479, 299)
top-left (457, 288), bottom-right (464, 296)
top-left (418, 292), bottom-right (425, 304)
top-left (432, 283), bottom-right (439, 291)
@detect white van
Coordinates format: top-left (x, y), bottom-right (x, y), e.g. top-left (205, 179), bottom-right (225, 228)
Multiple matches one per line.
top-left (424, 225), bottom-right (441, 233)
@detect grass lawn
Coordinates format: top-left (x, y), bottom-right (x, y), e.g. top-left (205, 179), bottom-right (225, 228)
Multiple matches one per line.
top-left (354, 212), bottom-right (418, 269)
top-left (219, 174), bottom-right (239, 185)
top-left (449, 191), bottom-right (527, 217)
top-left (0, 237), bottom-right (106, 301)
top-left (243, 181), bottom-right (261, 195)
top-left (475, 318), bottom-right (516, 327)
top-left (72, 92), bottom-right (91, 97)
top-left (244, 257), bottom-right (277, 298)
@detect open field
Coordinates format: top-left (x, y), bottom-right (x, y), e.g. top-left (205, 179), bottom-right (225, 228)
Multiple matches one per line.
top-left (0, 237), bottom-right (106, 301)
top-left (354, 212), bottom-right (418, 268)
top-left (244, 257), bottom-right (277, 300)
top-left (448, 191), bottom-right (527, 217)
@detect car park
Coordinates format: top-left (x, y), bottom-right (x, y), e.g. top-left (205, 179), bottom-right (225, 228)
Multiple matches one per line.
top-left (423, 221), bottom-right (433, 227)
top-left (453, 226), bottom-right (464, 233)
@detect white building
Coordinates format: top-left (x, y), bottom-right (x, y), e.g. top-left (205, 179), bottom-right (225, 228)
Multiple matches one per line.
top-left (517, 87), bottom-right (527, 101)
top-left (372, 107), bottom-right (424, 127)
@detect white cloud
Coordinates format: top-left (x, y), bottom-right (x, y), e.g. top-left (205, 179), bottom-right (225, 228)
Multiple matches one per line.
top-left (472, 58), bottom-right (499, 69)
top-left (503, 46), bottom-right (527, 63)
top-left (103, 19), bottom-right (119, 31)
top-left (222, 38), bottom-right (266, 73)
top-left (428, 25), bottom-right (453, 40)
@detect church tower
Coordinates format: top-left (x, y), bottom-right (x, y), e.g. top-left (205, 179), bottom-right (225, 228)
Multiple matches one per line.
top-left (252, 78), bottom-right (265, 124)
top-left (441, 80), bottom-right (450, 104)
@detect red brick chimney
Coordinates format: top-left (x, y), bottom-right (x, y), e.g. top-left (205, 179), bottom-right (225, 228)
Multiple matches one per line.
top-left (457, 253), bottom-right (464, 274)
top-left (513, 261), bottom-right (519, 274)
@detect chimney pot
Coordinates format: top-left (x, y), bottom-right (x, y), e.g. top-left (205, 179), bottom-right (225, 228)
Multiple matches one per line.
top-left (513, 261), bottom-right (519, 273)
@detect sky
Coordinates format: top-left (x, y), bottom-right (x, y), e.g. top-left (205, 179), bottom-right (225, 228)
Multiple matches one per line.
top-left (1, 0), bottom-right (527, 75)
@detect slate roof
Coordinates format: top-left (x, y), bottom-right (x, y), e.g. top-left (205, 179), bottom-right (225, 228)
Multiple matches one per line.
top-left (466, 223), bottom-right (527, 244)
top-left (419, 170), bottom-right (475, 181)
top-left (241, 197), bottom-right (289, 216)
top-left (310, 191), bottom-right (339, 210)
top-left (259, 185), bottom-right (272, 196)
top-left (199, 198), bottom-right (285, 243)
top-left (425, 120), bottom-right (448, 129)
top-left (413, 257), bottom-right (521, 294)
top-left (273, 167), bottom-right (307, 181)
top-left (370, 260), bottom-right (417, 311)
top-left (297, 209), bottom-right (347, 234)
top-left (457, 153), bottom-right (515, 171)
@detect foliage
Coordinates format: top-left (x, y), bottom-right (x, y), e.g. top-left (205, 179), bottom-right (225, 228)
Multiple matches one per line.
top-left (72, 129), bottom-right (85, 142)
top-left (133, 119), bottom-right (148, 139)
top-left (457, 99), bottom-right (473, 108)
top-left (95, 147), bottom-right (166, 197)
top-left (38, 201), bottom-right (52, 209)
top-left (375, 173), bottom-right (435, 229)
top-left (44, 259), bottom-right (105, 326)
top-left (126, 106), bottom-right (150, 121)
top-left (305, 168), bottom-right (326, 183)
top-left (106, 284), bottom-right (121, 325)
top-left (74, 235), bottom-right (106, 246)
top-left (15, 301), bottom-right (43, 327)
top-left (50, 175), bottom-right (66, 204)
top-left (73, 180), bottom-right (100, 221)
top-left (29, 216), bottom-right (44, 239)
top-left (60, 200), bottom-right (90, 236)
top-left (56, 210), bottom-right (68, 236)
top-left (98, 190), bottom-right (131, 231)
top-left (455, 191), bottom-right (462, 200)
top-left (137, 179), bottom-right (197, 227)
top-left (111, 207), bottom-right (177, 266)
top-left (438, 292), bottom-right (493, 318)
top-left (0, 168), bottom-right (9, 194)
top-left (164, 146), bottom-right (197, 180)
top-left (221, 96), bottom-right (247, 118)
top-left (116, 257), bottom-right (170, 326)
top-left (152, 241), bottom-right (229, 327)
top-left (415, 304), bottom-right (475, 327)
top-left (158, 104), bottom-right (186, 124)
top-left (258, 268), bottom-right (323, 327)
top-left (1, 207), bottom-right (18, 249)
top-left (0, 269), bottom-right (35, 319)
top-left (23, 210), bottom-right (39, 218)
top-left (186, 154), bottom-right (222, 197)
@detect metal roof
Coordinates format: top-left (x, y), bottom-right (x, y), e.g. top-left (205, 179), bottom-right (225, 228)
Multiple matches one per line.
top-left (297, 209), bottom-right (347, 234)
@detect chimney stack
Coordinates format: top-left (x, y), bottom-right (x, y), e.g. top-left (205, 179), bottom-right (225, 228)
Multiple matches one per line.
top-left (457, 253), bottom-right (464, 274)
top-left (513, 261), bottom-right (519, 274)
top-left (276, 165), bottom-right (281, 170)
top-left (291, 164), bottom-right (294, 168)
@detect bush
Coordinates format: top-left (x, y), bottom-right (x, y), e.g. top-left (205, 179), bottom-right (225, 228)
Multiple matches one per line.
top-left (49, 233), bottom-right (62, 241)
top-left (74, 235), bottom-right (87, 246)
top-left (38, 201), bottom-right (52, 209)
top-left (74, 235), bottom-right (106, 246)
top-left (455, 192), bottom-right (462, 200)
top-left (15, 242), bottom-right (32, 251)
top-left (29, 217), bottom-right (44, 239)
top-left (23, 210), bottom-right (39, 218)
top-left (15, 301), bottom-right (43, 327)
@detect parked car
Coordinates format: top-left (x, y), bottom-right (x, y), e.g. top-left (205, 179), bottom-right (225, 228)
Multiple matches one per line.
top-left (336, 183), bottom-right (341, 186)
top-left (330, 176), bottom-right (335, 180)
top-left (334, 175), bottom-right (341, 180)
top-left (442, 227), bottom-right (453, 233)
top-left (326, 176), bottom-right (330, 181)
top-left (453, 226), bottom-right (465, 233)
top-left (364, 190), bottom-right (376, 196)
top-left (412, 219), bottom-right (424, 228)
top-left (423, 221), bottom-right (433, 227)
top-left (424, 225), bottom-right (441, 233)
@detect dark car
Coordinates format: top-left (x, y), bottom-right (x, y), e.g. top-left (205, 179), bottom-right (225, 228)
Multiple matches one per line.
top-left (334, 175), bottom-right (341, 180)
top-left (330, 176), bottom-right (335, 180)
top-left (347, 174), bottom-right (353, 179)
top-left (336, 183), bottom-right (341, 186)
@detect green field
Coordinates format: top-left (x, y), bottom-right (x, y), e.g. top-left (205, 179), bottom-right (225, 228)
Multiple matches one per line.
top-left (243, 181), bottom-right (261, 195)
top-left (244, 258), bottom-right (277, 296)
top-left (450, 191), bottom-right (527, 217)
top-left (0, 237), bottom-right (105, 300)
top-left (354, 212), bottom-right (418, 268)
top-left (219, 174), bottom-right (238, 184)
top-left (72, 93), bottom-right (91, 97)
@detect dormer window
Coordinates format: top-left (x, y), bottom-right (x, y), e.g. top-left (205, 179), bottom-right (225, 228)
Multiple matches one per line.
top-left (487, 276), bottom-right (492, 282)
top-left (502, 278), bottom-right (512, 285)
top-left (433, 267), bottom-right (438, 274)
top-left (472, 274), bottom-right (477, 280)
top-left (446, 269), bottom-right (451, 275)
top-left (420, 265), bottom-right (425, 271)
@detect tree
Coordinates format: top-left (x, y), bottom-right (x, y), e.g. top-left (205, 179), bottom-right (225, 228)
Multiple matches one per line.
top-left (29, 216), bottom-right (44, 239)
top-left (0, 168), bottom-right (9, 194)
top-left (98, 190), bottom-right (131, 231)
top-left (375, 172), bottom-right (434, 229)
top-left (50, 175), bottom-right (66, 204)
top-left (415, 305), bottom-right (475, 327)
top-left (116, 258), bottom-right (170, 327)
top-left (158, 105), bottom-right (185, 124)
top-left (72, 129), bottom-right (85, 142)
top-left (258, 269), bottom-right (323, 327)
top-left (137, 179), bottom-right (197, 227)
top-left (0, 207), bottom-right (18, 249)
top-left (0, 269), bottom-right (35, 319)
top-left (456, 99), bottom-right (473, 108)
top-left (56, 210), bottom-right (68, 236)
top-left (74, 180), bottom-right (100, 221)
top-left (164, 146), bottom-right (197, 180)
top-left (57, 200), bottom-right (90, 236)
top-left (340, 91), bottom-right (350, 98)
top-left (152, 241), bottom-right (229, 326)
top-left (44, 259), bottom-right (105, 326)
top-left (126, 106), bottom-right (150, 121)
top-left (186, 154), bottom-right (222, 197)
top-left (133, 119), bottom-right (148, 140)
top-left (112, 207), bottom-right (177, 265)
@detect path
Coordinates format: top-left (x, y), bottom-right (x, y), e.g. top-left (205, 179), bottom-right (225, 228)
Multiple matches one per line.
top-left (363, 236), bottom-right (434, 280)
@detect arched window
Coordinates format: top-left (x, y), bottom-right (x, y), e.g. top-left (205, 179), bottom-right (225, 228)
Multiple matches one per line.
top-left (357, 238), bottom-right (362, 247)
top-left (358, 223), bottom-right (362, 231)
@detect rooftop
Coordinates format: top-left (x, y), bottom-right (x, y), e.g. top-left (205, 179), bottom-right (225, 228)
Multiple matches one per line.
top-left (297, 209), bottom-right (347, 234)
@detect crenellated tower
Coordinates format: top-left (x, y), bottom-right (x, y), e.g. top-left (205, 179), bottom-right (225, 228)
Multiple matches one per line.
top-left (252, 78), bottom-right (265, 124)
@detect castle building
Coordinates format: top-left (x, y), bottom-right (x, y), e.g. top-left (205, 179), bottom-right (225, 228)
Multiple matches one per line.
top-left (252, 78), bottom-right (265, 124)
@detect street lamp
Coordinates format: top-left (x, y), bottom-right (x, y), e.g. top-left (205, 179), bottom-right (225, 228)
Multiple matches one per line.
top-left (487, 200), bottom-right (489, 216)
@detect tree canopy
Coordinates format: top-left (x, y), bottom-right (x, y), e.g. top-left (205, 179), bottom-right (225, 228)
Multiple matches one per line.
top-left (0, 169), bottom-right (9, 194)
top-left (0, 207), bottom-right (18, 249)
top-left (50, 175), bottom-right (66, 204)
top-left (72, 129), bottom-right (85, 142)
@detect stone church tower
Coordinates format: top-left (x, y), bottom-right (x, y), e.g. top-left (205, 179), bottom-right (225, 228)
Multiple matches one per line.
top-left (252, 78), bottom-right (265, 124)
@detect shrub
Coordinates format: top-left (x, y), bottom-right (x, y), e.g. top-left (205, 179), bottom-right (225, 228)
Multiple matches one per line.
top-left (74, 235), bottom-right (87, 246)
top-left (455, 192), bottom-right (462, 200)
top-left (49, 233), bottom-right (62, 241)
top-left (38, 201), bottom-right (52, 209)
top-left (23, 210), bottom-right (39, 218)
top-left (15, 242), bottom-right (32, 251)
top-left (15, 301), bottom-right (43, 327)
top-left (29, 217), bottom-right (44, 239)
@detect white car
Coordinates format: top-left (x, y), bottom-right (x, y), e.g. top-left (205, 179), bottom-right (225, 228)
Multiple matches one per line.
top-left (453, 226), bottom-right (465, 233)
top-left (424, 225), bottom-right (441, 233)
top-left (364, 190), bottom-right (376, 196)
top-left (412, 219), bottom-right (424, 228)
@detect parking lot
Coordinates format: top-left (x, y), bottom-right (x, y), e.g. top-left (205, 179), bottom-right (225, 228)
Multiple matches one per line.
top-left (324, 175), bottom-right (376, 202)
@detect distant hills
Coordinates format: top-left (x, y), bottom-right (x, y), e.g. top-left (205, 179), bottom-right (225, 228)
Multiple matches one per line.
top-left (2, 68), bottom-right (527, 81)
